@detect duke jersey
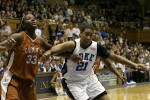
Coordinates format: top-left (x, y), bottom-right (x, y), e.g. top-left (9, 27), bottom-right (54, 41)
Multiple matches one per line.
top-left (7, 31), bottom-right (43, 80)
top-left (62, 39), bottom-right (110, 81)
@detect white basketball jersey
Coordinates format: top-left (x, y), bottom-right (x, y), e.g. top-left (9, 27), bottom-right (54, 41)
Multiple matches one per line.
top-left (62, 39), bottom-right (97, 81)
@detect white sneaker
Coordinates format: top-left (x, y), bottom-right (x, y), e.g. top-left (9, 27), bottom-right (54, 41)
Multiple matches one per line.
top-left (126, 82), bottom-right (131, 85)
top-left (130, 81), bottom-right (136, 84)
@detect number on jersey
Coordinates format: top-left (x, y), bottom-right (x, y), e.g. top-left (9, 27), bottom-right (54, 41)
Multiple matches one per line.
top-left (76, 62), bottom-right (88, 71)
top-left (26, 55), bottom-right (37, 64)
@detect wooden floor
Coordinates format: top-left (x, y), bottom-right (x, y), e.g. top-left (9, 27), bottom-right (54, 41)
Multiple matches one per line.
top-left (38, 83), bottom-right (150, 100)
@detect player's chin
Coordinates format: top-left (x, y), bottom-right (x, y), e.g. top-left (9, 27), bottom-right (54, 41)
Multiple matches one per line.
top-left (30, 25), bottom-right (38, 29)
top-left (83, 40), bottom-right (90, 43)
top-left (85, 41), bottom-right (92, 45)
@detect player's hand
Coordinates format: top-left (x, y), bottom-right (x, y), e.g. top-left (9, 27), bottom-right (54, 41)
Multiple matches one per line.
top-left (0, 46), bottom-right (6, 51)
top-left (6, 38), bottom-right (16, 50)
top-left (135, 64), bottom-right (147, 70)
top-left (119, 74), bottom-right (127, 82)
top-left (40, 54), bottom-right (49, 62)
top-left (40, 51), bottom-right (51, 62)
top-left (70, 54), bottom-right (82, 63)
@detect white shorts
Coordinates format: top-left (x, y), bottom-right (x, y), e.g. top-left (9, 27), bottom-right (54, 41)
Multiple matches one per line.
top-left (62, 74), bottom-right (106, 100)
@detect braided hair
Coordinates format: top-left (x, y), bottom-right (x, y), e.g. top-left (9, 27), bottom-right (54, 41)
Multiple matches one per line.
top-left (14, 15), bottom-right (25, 33)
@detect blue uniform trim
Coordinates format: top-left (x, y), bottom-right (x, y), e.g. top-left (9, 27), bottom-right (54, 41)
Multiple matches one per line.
top-left (61, 58), bottom-right (68, 76)
top-left (93, 91), bottom-right (107, 100)
top-left (61, 40), bottom-right (76, 76)
top-left (61, 78), bottom-right (75, 100)
top-left (97, 43), bottom-right (110, 58)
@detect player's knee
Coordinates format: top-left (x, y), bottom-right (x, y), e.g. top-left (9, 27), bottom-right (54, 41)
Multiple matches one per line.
top-left (94, 95), bottom-right (109, 100)
top-left (93, 91), bottom-right (109, 100)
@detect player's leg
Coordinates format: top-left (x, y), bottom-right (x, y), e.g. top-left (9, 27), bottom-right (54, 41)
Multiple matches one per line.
top-left (6, 83), bottom-right (21, 100)
top-left (62, 78), bottom-right (89, 100)
top-left (1, 73), bottom-right (20, 100)
top-left (93, 92), bottom-right (110, 100)
top-left (87, 74), bottom-right (110, 100)
top-left (21, 80), bottom-right (37, 100)
top-left (62, 78), bottom-right (75, 99)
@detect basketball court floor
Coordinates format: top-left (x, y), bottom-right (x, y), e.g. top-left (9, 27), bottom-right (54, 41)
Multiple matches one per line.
top-left (38, 83), bottom-right (150, 100)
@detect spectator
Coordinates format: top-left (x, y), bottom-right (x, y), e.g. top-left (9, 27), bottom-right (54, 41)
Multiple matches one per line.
top-left (101, 27), bottom-right (109, 39)
top-left (66, 24), bottom-right (74, 41)
top-left (49, 59), bottom-right (57, 72)
top-left (0, 57), bottom-right (4, 76)
top-left (40, 61), bottom-right (51, 72)
top-left (35, 25), bottom-right (42, 37)
top-left (50, 70), bottom-right (65, 96)
top-left (16, 6), bottom-right (23, 19)
top-left (72, 24), bottom-right (80, 39)
top-left (67, 6), bottom-right (73, 16)
top-left (0, 20), bottom-right (12, 41)
top-left (0, 17), bottom-right (4, 29)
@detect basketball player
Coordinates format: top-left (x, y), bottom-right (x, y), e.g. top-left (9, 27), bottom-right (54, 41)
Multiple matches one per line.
top-left (43, 24), bottom-right (146, 100)
top-left (0, 14), bottom-right (52, 100)
top-left (0, 14), bottom-right (81, 100)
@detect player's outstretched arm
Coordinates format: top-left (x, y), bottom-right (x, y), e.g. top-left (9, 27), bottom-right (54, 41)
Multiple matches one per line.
top-left (41, 41), bottom-right (75, 60)
top-left (41, 41), bottom-right (82, 63)
top-left (44, 41), bottom-right (75, 56)
top-left (102, 58), bottom-right (126, 82)
top-left (108, 53), bottom-right (146, 70)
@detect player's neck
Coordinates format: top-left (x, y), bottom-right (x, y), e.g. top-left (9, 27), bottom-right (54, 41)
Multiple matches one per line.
top-left (80, 42), bottom-right (92, 49)
top-left (25, 29), bottom-right (36, 39)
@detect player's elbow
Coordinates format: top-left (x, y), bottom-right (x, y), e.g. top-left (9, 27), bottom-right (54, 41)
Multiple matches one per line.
top-left (102, 58), bottom-right (112, 68)
top-left (109, 53), bottom-right (118, 62)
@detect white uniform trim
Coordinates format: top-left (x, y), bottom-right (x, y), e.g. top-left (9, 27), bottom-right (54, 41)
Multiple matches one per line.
top-left (1, 52), bottom-right (14, 100)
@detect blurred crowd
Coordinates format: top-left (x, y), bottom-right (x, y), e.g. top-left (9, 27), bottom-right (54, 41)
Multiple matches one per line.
top-left (0, 0), bottom-right (150, 28)
top-left (0, 0), bottom-right (150, 85)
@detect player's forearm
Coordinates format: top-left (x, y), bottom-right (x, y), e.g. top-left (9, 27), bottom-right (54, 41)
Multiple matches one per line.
top-left (56, 52), bottom-right (71, 58)
top-left (102, 59), bottom-right (122, 78)
top-left (44, 43), bottom-right (68, 56)
top-left (107, 64), bottom-right (122, 78)
top-left (44, 47), bottom-right (62, 56)
top-left (110, 53), bottom-right (137, 69)
top-left (0, 46), bottom-right (7, 51)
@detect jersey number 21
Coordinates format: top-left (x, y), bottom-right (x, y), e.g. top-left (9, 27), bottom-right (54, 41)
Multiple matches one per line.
top-left (76, 62), bottom-right (88, 71)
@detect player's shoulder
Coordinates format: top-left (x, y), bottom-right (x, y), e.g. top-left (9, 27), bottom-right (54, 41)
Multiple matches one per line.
top-left (67, 40), bottom-right (76, 45)
top-left (64, 40), bottom-right (76, 49)
top-left (10, 32), bottom-right (25, 47)
top-left (10, 31), bottom-right (24, 39)
top-left (36, 36), bottom-right (48, 45)
top-left (37, 36), bottom-right (51, 43)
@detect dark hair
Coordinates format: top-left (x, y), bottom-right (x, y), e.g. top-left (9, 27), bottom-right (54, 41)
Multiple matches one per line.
top-left (13, 25), bottom-right (24, 33)
top-left (20, 15), bottom-right (25, 30)
top-left (13, 16), bottom-right (25, 33)
top-left (80, 24), bottom-right (94, 32)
